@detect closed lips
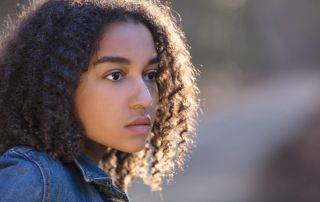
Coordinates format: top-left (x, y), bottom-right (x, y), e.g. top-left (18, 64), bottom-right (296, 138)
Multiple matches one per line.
top-left (126, 116), bottom-right (151, 126)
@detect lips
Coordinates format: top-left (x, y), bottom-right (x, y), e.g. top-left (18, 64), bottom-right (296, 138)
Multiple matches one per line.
top-left (125, 115), bottom-right (152, 134)
top-left (126, 116), bottom-right (151, 127)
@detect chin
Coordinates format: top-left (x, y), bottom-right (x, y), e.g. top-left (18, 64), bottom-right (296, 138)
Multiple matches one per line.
top-left (120, 140), bottom-right (147, 153)
top-left (124, 146), bottom-right (145, 153)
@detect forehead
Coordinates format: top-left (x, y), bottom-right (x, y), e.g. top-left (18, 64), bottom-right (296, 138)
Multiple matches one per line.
top-left (94, 21), bottom-right (157, 60)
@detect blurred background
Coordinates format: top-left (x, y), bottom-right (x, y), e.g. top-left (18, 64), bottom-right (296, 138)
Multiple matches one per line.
top-left (1, 0), bottom-right (320, 201)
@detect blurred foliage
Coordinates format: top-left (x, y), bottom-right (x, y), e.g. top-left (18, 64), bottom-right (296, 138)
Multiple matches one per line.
top-left (169, 0), bottom-right (320, 82)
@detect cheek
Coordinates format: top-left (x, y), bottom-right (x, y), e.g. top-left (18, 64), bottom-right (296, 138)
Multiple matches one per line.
top-left (75, 81), bottom-right (124, 131)
top-left (148, 82), bottom-right (159, 102)
top-left (148, 83), bottom-right (159, 119)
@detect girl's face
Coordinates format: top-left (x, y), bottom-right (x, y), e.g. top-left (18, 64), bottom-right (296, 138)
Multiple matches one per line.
top-left (74, 21), bottom-right (159, 153)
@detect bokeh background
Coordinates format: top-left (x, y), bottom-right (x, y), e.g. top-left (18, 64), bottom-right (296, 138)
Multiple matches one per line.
top-left (1, 0), bottom-right (320, 201)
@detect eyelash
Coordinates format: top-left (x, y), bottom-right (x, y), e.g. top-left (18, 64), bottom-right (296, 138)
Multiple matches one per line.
top-left (103, 69), bottom-right (159, 82)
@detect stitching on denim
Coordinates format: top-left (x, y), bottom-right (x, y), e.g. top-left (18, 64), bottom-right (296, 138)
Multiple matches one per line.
top-left (11, 149), bottom-right (48, 202)
top-left (74, 158), bottom-right (111, 182)
top-left (74, 159), bottom-right (91, 182)
top-left (27, 151), bottom-right (51, 202)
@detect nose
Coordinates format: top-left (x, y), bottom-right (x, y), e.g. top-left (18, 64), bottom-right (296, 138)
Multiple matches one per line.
top-left (129, 78), bottom-right (154, 110)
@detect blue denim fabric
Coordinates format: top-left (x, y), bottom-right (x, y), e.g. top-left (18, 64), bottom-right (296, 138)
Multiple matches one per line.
top-left (0, 146), bottom-right (129, 202)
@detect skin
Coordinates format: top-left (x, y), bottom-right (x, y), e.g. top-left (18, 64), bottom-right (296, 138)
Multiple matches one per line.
top-left (74, 21), bottom-right (159, 164)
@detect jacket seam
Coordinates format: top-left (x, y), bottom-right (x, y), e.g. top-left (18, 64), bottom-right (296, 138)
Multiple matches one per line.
top-left (11, 149), bottom-right (49, 202)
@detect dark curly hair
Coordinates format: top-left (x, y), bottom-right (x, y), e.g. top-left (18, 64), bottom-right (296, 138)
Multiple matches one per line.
top-left (0, 0), bottom-right (199, 191)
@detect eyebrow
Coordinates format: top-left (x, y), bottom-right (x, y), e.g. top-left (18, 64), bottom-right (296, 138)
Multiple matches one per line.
top-left (93, 56), bottom-right (160, 66)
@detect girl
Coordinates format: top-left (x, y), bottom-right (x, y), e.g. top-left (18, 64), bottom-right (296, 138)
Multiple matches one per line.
top-left (0, 0), bottom-right (199, 201)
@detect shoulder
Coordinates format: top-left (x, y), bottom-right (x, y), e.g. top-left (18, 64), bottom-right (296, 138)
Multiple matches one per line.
top-left (0, 146), bottom-right (49, 201)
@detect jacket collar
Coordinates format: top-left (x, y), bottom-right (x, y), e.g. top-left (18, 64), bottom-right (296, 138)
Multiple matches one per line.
top-left (73, 154), bottom-right (112, 184)
top-left (73, 153), bottom-right (128, 201)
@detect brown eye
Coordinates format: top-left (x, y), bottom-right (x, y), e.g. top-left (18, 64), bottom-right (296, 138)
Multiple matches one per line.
top-left (104, 71), bottom-right (124, 81)
top-left (143, 70), bottom-right (158, 81)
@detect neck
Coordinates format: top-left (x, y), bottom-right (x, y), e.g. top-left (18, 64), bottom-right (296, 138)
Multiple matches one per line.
top-left (84, 138), bottom-right (106, 164)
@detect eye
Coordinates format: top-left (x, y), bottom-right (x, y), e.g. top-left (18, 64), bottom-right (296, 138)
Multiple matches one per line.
top-left (104, 71), bottom-right (124, 81)
top-left (143, 69), bottom-right (158, 81)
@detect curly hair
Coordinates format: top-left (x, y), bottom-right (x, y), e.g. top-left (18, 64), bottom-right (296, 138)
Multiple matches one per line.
top-left (0, 0), bottom-right (199, 191)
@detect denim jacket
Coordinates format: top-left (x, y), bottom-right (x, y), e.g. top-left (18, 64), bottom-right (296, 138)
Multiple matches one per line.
top-left (0, 146), bottom-right (129, 202)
